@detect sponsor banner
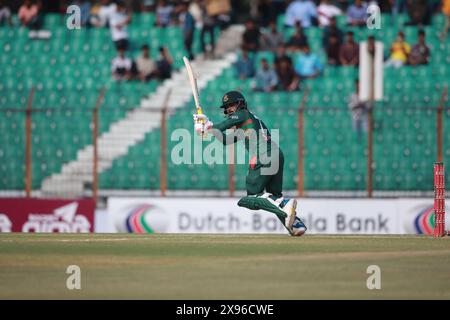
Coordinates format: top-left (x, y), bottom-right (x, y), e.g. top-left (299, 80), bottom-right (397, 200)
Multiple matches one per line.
top-left (397, 199), bottom-right (449, 235)
top-left (107, 198), bottom-right (449, 234)
top-left (0, 198), bottom-right (95, 233)
top-left (94, 208), bottom-right (109, 233)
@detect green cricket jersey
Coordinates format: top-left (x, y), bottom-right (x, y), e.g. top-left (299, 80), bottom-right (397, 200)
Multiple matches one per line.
top-left (212, 109), bottom-right (281, 167)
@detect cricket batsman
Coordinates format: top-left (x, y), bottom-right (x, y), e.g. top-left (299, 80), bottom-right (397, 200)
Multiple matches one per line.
top-left (193, 90), bottom-right (307, 236)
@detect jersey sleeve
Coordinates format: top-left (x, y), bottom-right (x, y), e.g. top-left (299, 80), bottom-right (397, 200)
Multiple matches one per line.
top-left (212, 110), bottom-right (247, 132)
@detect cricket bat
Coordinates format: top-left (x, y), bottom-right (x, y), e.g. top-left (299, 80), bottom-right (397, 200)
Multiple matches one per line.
top-left (183, 56), bottom-right (205, 135)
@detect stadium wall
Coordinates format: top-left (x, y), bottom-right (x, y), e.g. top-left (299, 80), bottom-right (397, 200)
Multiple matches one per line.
top-left (1, 197), bottom-right (447, 235)
top-left (104, 197), bottom-right (449, 235)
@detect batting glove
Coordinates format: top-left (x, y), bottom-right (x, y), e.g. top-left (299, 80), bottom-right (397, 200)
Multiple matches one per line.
top-left (193, 113), bottom-right (209, 123)
top-left (193, 114), bottom-right (213, 135)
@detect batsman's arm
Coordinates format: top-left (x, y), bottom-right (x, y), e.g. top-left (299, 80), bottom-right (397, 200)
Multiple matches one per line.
top-left (211, 112), bottom-right (246, 131)
top-left (210, 114), bottom-right (246, 145)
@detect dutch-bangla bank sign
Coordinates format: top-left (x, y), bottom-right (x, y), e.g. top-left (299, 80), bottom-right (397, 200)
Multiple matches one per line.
top-left (107, 198), bottom-right (448, 235)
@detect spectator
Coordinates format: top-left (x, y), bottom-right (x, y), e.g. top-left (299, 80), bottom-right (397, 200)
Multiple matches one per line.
top-left (347, 0), bottom-right (368, 27)
top-left (349, 79), bottom-right (370, 141)
top-left (155, 46), bottom-right (173, 80)
top-left (89, 1), bottom-right (101, 26)
top-left (179, 1), bottom-right (195, 60)
top-left (90, 0), bottom-right (116, 27)
top-left (257, 0), bottom-right (272, 27)
top-left (317, 0), bottom-right (342, 28)
top-left (111, 47), bottom-right (132, 81)
top-left (253, 58), bottom-right (278, 92)
top-left (155, 0), bottom-right (174, 27)
top-left (285, 0), bottom-right (318, 28)
top-left (391, 0), bottom-right (407, 16)
top-left (70, 0), bottom-right (91, 27)
top-left (189, 0), bottom-right (203, 24)
top-left (294, 44), bottom-right (324, 79)
top-left (261, 21), bottom-right (284, 51)
top-left (274, 46), bottom-right (292, 68)
top-left (286, 21), bottom-right (309, 52)
top-left (200, 2), bottom-right (216, 58)
top-left (391, 0), bottom-right (435, 24)
top-left (242, 19), bottom-right (261, 52)
top-left (385, 31), bottom-right (410, 68)
top-left (235, 49), bottom-right (256, 79)
top-left (276, 57), bottom-right (299, 91)
top-left (428, 0), bottom-right (442, 14)
top-left (367, 35), bottom-right (376, 57)
top-left (322, 16), bottom-right (343, 51)
top-left (141, 0), bottom-right (155, 12)
top-left (0, 0), bottom-right (12, 26)
top-left (405, 0), bottom-right (427, 26)
top-left (18, 0), bottom-right (42, 29)
top-left (109, 1), bottom-right (131, 51)
top-left (367, 36), bottom-right (376, 57)
top-left (136, 44), bottom-right (156, 82)
top-left (339, 31), bottom-right (359, 66)
top-left (270, 0), bottom-right (287, 21)
top-left (327, 33), bottom-right (341, 65)
top-left (216, 7), bottom-right (231, 31)
top-left (274, 45), bottom-right (292, 78)
top-left (440, 0), bottom-right (450, 40)
top-left (409, 29), bottom-right (430, 65)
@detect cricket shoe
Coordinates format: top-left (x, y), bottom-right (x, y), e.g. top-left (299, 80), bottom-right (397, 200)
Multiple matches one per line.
top-left (280, 198), bottom-right (297, 233)
top-left (290, 216), bottom-right (307, 237)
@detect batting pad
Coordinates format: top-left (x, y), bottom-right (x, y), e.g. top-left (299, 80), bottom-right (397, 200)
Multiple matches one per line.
top-left (238, 196), bottom-right (287, 222)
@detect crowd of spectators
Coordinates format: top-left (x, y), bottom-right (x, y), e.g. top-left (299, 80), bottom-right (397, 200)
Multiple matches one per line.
top-left (103, 0), bottom-right (231, 81)
top-left (0, 0), bottom-right (448, 87)
top-left (234, 0), bottom-right (445, 93)
top-left (93, 0), bottom-right (229, 82)
top-left (85, 0), bottom-right (180, 82)
top-left (0, 0), bottom-right (232, 83)
top-left (111, 44), bottom-right (173, 82)
top-left (0, 0), bottom-right (447, 142)
top-left (254, 0), bottom-right (446, 28)
top-left (385, 29), bottom-right (430, 67)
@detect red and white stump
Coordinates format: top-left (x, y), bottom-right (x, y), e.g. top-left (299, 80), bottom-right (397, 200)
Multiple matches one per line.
top-left (434, 162), bottom-right (446, 237)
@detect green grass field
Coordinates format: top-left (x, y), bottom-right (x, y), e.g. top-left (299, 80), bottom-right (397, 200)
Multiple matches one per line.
top-left (0, 233), bottom-right (449, 299)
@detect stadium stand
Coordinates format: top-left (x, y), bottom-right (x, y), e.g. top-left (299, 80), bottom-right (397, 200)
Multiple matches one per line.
top-left (97, 14), bottom-right (450, 193)
top-left (0, 12), bottom-right (202, 190)
top-left (1, 11), bottom-right (450, 193)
